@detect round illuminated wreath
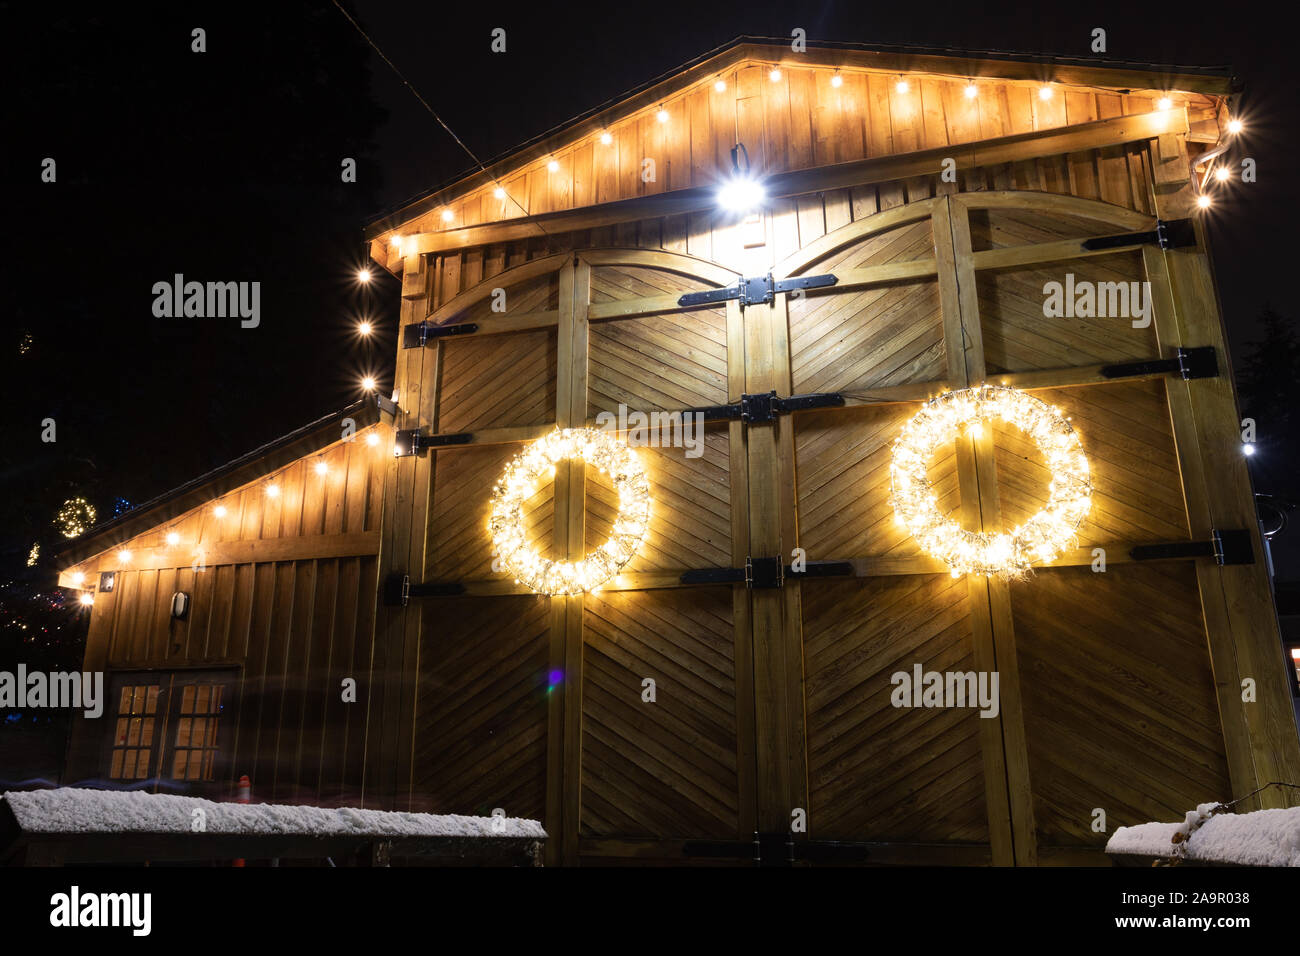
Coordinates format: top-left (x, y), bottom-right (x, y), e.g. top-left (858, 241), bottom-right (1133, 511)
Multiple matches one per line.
top-left (489, 428), bottom-right (651, 595)
top-left (889, 386), bottom-right (1091, 577)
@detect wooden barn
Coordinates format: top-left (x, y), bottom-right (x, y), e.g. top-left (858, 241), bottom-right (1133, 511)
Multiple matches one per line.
top-left (58, 38), bottom-right (1300, 866)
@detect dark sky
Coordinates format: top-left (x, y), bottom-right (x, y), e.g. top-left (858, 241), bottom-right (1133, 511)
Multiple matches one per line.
top-left (3, 0), bottom-right (1297, 574)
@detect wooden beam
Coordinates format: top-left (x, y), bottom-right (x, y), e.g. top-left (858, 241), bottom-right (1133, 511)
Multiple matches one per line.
top-left (934, 196), bottom-right (1026, 866)
top-left (59, 532), bottom-right (380, 586)
top-left (395, 111), bottom-right (1190, 261)
top-left (1145, 150), bottom-right (1300, 809)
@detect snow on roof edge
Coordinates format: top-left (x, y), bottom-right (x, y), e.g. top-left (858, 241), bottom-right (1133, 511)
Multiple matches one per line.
top-left (3, 788), bottom-right (546, 841)
top-left (1107, 806), bottom-right (1300, 867)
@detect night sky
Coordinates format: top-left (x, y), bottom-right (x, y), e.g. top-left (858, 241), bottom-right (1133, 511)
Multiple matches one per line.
top-left (3, 0), bottom-right (1297, 580)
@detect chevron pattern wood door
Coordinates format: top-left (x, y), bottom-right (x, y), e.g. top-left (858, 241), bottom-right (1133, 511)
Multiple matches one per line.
top-left (405, 193), bottom-right (1291, 866)
top-left (781, 194), bottom-right (1252, 865)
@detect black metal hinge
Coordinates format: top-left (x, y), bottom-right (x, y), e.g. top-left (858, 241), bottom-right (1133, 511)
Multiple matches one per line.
top-left (403, 321), bottom-right (479, 349)
top-left (392, 428), bottom-right (474, 458)
top-left (680, 558), bottom-right (853, 589)
top-left (1129, 528), bottom-right (1254, 566)
top-left (682, 832), bottom-right (871, 866)
top-left (687, 389), bottom-right (845, 425)
top-left (1081, 217), bottom-right (1197, 252)
top-left (1100, 346), bottom-right (1218, 382)
top-left (382, 573), bottom-right (467, 606)
top-left (677, 271), bottom-right (838, 310)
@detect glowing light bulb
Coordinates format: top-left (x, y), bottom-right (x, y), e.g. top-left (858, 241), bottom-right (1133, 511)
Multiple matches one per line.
top-left (315, 461), bottom-right (329, 476)
top-left (1157, 97), bottom-right (1172, 110)
top-left (1038, 85), bottom-right (1053, 100)
top-left (718, 177), bottom-right (765, 211)
top-left (117, 549), bottom-right (132, 563)
top-left (441, 209), bottom-right (454, 222)
top-left (547, 159), bottom-right (559, 172)
top-left (357, 269), bottom-right (371, 283)
top-left (656, 109), bottom-right (668, 123)
top-left (70, 571), bottom-right (85, 586)
top-left (714, 79), bottom-right (726, 92)
top-left (366, 431), bottom-right (380, 447)
top-left (1196, 194), bottom-right (1212, 209)
top-left (1242, 442), bottom-right (1256, 456)
top-left (1228, 118), bottom-right (1243, 134)
top-left (166, 532), bottom-right (180, 546)
top-left (896, 79), bottom-right (910, 94)
top-left (266, 484), bottom-right (280, 498)
top-left (831, 73), bottom-right (843, 88)
top-left (358, 320), bottom-right (373, 336)
top-left (598, 131), bottom-right (612, 145)
top-left (1215, 166), bottom-right (1231, 182)
top-left (965, 83), bottom-right (978, 98)
top-left (494, 185), bottom-right (506, 199)
top-left (79, 593), bottom-right (95, 606)
top-left (213, 505), bottom-right (227, 518)
top-left (390, 235), bottom-right (403, 250)
top-left (769, 68), bottom-right (782, 82)
top-left (362, 376), bottom-right (377, 391)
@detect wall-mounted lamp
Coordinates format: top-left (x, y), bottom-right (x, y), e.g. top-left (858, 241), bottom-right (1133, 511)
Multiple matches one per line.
top-left (717, 143), bottom-right (765, 212)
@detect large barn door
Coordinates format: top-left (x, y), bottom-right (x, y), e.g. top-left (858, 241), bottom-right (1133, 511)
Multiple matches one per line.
top-left (774, 191), bottom-right (1300, 865)
top-left (401, 190), bottom-right (1300, 867)
top-left (569, 250), bottom-right (755, 863)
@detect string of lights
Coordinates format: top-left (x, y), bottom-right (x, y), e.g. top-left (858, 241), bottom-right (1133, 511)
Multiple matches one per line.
top-left (890, 386), bottom-right (1092, 578)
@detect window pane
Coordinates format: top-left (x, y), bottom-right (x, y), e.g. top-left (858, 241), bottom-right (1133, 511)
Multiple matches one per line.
top-left (114, 718), bottom-right (128, 746)
top-left (172, 750), bottom-right (188, 779)
top-left (110, 749), bottom-right (124, 779)
top-left (180, 685), bottom-right (195, 714)
top-left (175, 718), bottom-right (191, 748)
top-left (127, 718), bottom-right (141, 746)
top-left (195, 685), bottom-right (210, 713)
top-left (140, 718), bottom-right (155, 748)
top-left (145, 685), bottom-right (160, 714)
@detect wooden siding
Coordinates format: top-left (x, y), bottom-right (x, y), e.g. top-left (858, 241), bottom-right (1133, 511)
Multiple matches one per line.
top-left (63, 428), bottom-right (386, 805)
top-left (374, 59), bottom-right (1215, 263)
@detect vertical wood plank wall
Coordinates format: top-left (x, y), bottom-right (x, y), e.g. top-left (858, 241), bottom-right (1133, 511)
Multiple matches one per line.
top-left (64, 430), bottom-right (386, 804)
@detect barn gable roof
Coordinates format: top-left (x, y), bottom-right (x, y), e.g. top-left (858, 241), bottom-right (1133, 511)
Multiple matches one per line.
top-left (364, 35), bottom-right (1234, 258)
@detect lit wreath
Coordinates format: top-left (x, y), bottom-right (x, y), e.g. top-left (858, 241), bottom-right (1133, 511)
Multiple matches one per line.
top-left (890, 386), bottom-right (1091, 577)
top-left (489, 428), bottom-right (651, 595)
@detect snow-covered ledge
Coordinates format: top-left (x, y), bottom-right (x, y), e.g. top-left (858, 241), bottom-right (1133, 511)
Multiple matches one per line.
top-left (1, 788), bottom-right (547, 866)
top-left (1106, 804), bottom-right (1300, 867)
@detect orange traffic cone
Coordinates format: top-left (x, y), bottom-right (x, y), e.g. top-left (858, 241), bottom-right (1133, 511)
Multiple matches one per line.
top-left (233, 775), bottom-right (251, 867)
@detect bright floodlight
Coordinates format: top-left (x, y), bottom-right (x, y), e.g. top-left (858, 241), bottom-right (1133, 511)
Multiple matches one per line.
top-left (718, 177), bottom-right (766, 212)
top-left (1243, 442), bottom-right (1256, 456)
top-left (1196, 194), bottom-right (1212, 209)
top-left (79, 593), bottom-right (95, 606)
top-left (358, 320), bottom-right (373, 336)
top-left (357, 268), bottom-right (371, 283)
top-left (1228, 118), bottom-right (1243, 134)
